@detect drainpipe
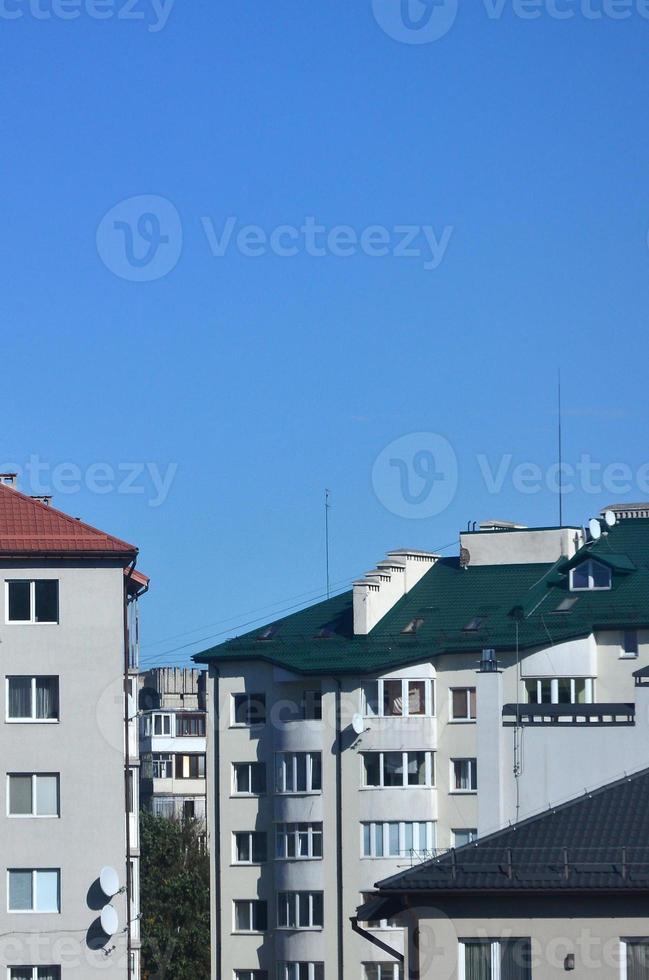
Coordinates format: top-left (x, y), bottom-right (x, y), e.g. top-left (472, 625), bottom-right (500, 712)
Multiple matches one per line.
top-left (334, 680), bottom-right (344, 980)
top-left (123, 557), bottom-right (136, 979)
top-left (212, 670), bottom-right (222, 980)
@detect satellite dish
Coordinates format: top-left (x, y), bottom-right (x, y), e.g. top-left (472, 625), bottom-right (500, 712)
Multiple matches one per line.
top-left (588, 518), bottom-right (602, 540)
top-left (603, 510), bottom-right (617, 528)
top-left (351, 713), bottom-right (364, 736)
top-left (99, 866), bottom-right (120, 899)
top-left (100, 904), bottom-right (119, 937)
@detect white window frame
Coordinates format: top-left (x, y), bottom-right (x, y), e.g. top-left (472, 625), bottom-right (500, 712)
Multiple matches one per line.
top-left (458, 939), bottom-right (531, 980)
top-left (362, 965), bottom-right (404, 980)
top-left (361, 751), bottom-right (434, 789)
top-left (361, 821), bottom-right (435, 859)
top-left (7, 869), bottom-right (60, 913)
top-left (232, 762), bottom-right (265, 796)
top-left (231, 693), bottom-right (266, 728)
top-left (452, 828), bottom-right (478, 847)
top-left (276, 965), bottom-right (324, 980)
top-left (7, 970), bottom-right (61, 980)
top-left (620, 939), bottom-right (649, 980)
top-left (5, 580), bottom-right (59, 625)
top-left (7, 774), bottom-right (60, 818)
top-left (569, 559), bottom-right (612, 592)
top-left (275, 823), bottom-right (323, 860)
top-left (234, 972), bottom-right (268, 980)
top-left (524, 677), bottom-right (595, 705)
top-left (233, 831), bottom-right (267, 865)
top-left (621, 631), bottom-right (639, 659)
top-left (450, 687), bottom-right (477, 722)
top-left (5, 677), bottom-right (59, 724)
top-left (151, 753), bottom-right (173, 779)
top-left (276, 891), bottom-right (324, 930)
top-left (233, 899), bottom-right (267, 934)
top-left (152, 713), bottom-right (173, 736)
top-left (451, 759), bottom-right (478, 794)
top-left (362, 678), bottom-right (435, 718)
top-left (275, 753), bottom-right (322, 795)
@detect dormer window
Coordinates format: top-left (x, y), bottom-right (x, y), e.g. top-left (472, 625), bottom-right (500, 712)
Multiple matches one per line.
top-left (570, 559), bottom-right (612, 592)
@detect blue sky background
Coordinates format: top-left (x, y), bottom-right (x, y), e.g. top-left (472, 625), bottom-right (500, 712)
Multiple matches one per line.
top-left (3, 0), bottom-right (649, 666)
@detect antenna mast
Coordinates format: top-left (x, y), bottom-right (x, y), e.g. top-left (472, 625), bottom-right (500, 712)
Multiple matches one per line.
top-left (557, 370), bottom-right (564, 527)
top-left (325, 489), bottom-right (331, 598)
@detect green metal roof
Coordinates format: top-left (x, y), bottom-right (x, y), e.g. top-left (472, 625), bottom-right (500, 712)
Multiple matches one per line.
top-left (194, 519), bottom-right (649, 676)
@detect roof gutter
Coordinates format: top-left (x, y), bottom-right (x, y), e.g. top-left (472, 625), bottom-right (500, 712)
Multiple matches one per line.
top-left (123, 556), bottom-right (136, 978)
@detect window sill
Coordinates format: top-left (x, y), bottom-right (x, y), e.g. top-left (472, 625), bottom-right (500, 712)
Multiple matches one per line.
top-left (232, 930), bottom-right (266, 936)
top-left (8, 815), bottom-right (59, 820)
top-left (230, 724), bottom-right (266, 731)
top-left (449, 790), bottom-right (477, 796)
top-left (360, 785), bottom-right (434, 791)
top-left (231, 793), bottom-right (266, 799)
top-left (5, 719), bottom-right (59, 725)
top-left (448, 719), bottom-right (476, 725)
top-left (620, 654), bottom-right (639, 660)
top-left (275, 927), bottom-right (323, 933)
top-left (275, 856), bottom-right (323, 863)
top-left (275, 791), bottom-right (322, 798)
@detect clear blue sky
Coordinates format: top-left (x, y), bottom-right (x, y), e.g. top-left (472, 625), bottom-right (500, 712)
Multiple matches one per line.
top-left (4, 0), bottom-right (649, 666)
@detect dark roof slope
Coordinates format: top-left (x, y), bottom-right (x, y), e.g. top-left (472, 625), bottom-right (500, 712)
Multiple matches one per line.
top-left (0, 483), bottom-right (137, 558)
top-left (368, 767), bottom-right (649, 897)
top-left (195, 519), bottom-right (649, 674)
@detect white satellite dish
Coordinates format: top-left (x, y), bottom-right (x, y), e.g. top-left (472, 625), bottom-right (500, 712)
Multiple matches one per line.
top-left (351, 713), bottom-right (364, 736)
top-left (100, 904), bottom-right (119, 937)
top-left (603, 510), bottom-right (617, 528)
top-left (99, 866), bottom-right (120, 899)
top-left (588, 518), bottom-right (602, 540)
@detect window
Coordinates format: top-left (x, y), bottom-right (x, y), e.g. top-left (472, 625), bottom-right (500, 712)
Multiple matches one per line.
top-left (9, 970), bottom-right (61, 980)
top-left (183, 800), bottom-right (195, 821)
top-left (453, 828), bottom-right (478, 847)
top-left (233, 763), bottom-right (266, 795)
top-left (362, 752), bottom-right (434, 788)
top-left (276, 966), bottom-right (324, 980)
top-left (360, 896), bottom-right (401, 930)
top-left (451, 688), bottom-right (477, 721)
top-left (570, 559), bottom-right (612, 591)
top-left (452, 759), bottom-right (477, 793)
top-left (234, 832), bottom-right (267, 864)
top-left (6, 581), bottom-right (59, 624)
top-left (460, 939), bottom-right (531, 979)
top-left (622, 631), bottom-right (639, 659)
top-left (174, 754), bottom-right (206, 779)
top-left (233, 694), bottom-right (266, 727)
top-left (152, 754), bottom-right (173, 779)
top-left (7, 677), bottom-right (59, 722)
top-left (151, 713), bottom-right (172, 736)
top-left (276, 823), bottom-right (323, 860)
top-left (524, 677), bottom-right (594, 705)
top-left (362, 821), bottom-right (435, 858)
top-left (275, 753), bottom-right (322, 794)
top-left (8, 775), bottom-right (59, 817)
top-left (402, 617), bottom-right (424, 634)
top-left (235, 973), bottom-right (268, 980)
top-left (233, 900), bottom-right (267, 933)
top-left (277, 892), bottom-right (324, 929)
top-left (302, 691), bottom-right (323, 720)
top-left (8, 870), bottom-right (60, 912)
top-left (624, 941), bottom-right (649, 979)
top-left (363, 966), bottom-right (404, 980)
top-left (176, 713), bottom-right (206, 736)
top-left (363, 678), bottom-right (434, 717)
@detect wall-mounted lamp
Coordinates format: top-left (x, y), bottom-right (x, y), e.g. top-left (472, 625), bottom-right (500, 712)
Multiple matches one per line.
top-left (564, 954), bottom-right (575, 971)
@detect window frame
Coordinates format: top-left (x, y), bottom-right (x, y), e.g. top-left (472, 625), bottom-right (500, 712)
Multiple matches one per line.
top-left (275, 753), bottom-right (322, 795)
top-left (7, 774), bottom-right (60, 818)
top-left (524, 677), bottom-right (595, 705)
top-left (234, 972), bottom-right (268, 980)
top-left (452, 828), bottom-right (478, 847)
top-left (276, 891), bottom-right (324, 930)
top-left (569, 559), bottom-right (612, 592)
top-left (458, 938), bottom-right (532, 980)
top-left (233, 831), bottom-right (267, 865)
top-left (362, 965), bottom-right (404, 980)
top-left (232, 693), bottom-right (267, 728)
top-left (6, 677), bottom-right (59, 724)
top-left (7, 869), bottom-right (60, 914)
top-left (8, 970), bottom-right (61, 980)
top-left (276, 965), bottom-right (324, 980)
top-left (451, 758), bottom-right (478, 794)
top-left (176, 713), bottom-right (206, 737)
top-left (361, 821), bottom-right (435, 859)
top-left (361, 751), bottom-right (434, 789)
top-left (275, 822), bottom-right (323, 860)
top-left (450, 687), bottom-right (477, 722)
top-left (232, 762), bottom-right (266, 797)
top-left (621, 631), bottom-right (639, 659)
top-left (151, 753), bottom-right (174, 779)
top-left (174, 753), bottom-right (206, 780)
top-left (5, 580), bottom-right (59, 625)
top-left (233, 899), bottom-right (267, 934)
top-left (362, 678), bottom-right (435, 718)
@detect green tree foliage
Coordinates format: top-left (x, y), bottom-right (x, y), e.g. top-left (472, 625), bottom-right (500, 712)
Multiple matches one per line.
top-left (140, 810), bottom-right (210, 980)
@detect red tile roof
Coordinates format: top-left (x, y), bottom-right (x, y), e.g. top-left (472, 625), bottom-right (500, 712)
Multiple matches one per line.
top-left (0, 483), bottom-right (138, 558)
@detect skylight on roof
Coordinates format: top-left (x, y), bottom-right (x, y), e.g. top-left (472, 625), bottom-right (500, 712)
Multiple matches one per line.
top-left (463, 616), bottom-right (485, 632)
top-left (402, 618), bottom-right (424, 635)
top-left (314, 624), bottom-right (336, 639)
top-left (554, 597), bottom-right (579, 613)
top-left (257, 625), bottom-right (279, 641)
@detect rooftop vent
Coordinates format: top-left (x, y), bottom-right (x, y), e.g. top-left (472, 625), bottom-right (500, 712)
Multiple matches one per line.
top-left (0, 473), bottom-right (18, 488)
top-left (479, 519), bottom-right (528, 531)
top-left (30, 495), bottom-right (52, 507)
top-left (602, 503), bottom-right (649, 520)
top-left (479, 648), bottom-right (498, 672)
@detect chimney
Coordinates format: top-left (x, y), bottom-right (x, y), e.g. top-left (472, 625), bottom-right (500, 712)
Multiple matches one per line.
top-left (0, 473), bottom-right (18, 489)
top-left (353, 549), bottom-right (439, 635)
top-left (30, 495), bottom-right (52, 507)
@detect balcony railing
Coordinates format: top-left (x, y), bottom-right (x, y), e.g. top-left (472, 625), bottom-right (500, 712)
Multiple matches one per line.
top-left (503, 702), bottom-right (635, 726)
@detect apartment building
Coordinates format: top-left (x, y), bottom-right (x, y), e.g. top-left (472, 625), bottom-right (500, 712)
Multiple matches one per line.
top-left (0, 474), bottom-right (148, 980)
top-left (139, 667), bottom-right (208, 824)
top-left (195, 506), bottom-right (649, 980)
top-left (358, 765), bottom-right (649, 979)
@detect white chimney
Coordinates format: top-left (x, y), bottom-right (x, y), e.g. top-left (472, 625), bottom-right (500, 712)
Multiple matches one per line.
top-left (353, 549), bottom-right (439, 635)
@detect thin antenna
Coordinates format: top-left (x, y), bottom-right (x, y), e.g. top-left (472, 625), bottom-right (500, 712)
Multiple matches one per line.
top-left (557, 369), bottom-right (564, 527)
top-left (325, 489), bottom-right (331, 598)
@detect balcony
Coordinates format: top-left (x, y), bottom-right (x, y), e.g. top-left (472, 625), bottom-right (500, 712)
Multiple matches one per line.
top-left (502, 702), bottom-right (635, 726)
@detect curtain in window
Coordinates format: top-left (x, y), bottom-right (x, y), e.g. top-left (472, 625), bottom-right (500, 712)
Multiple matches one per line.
top-left (500, 939), bottom-right (532, 980)
top-left (384, 681), bottom-right (403, 716)
top-left (465, 943), bottom-right (491, 980)
top-left (627, 943), bottom-right (649, 980)
top-left (9, 871), bottom-right (32, 911)
top-left (36, 678), bottom-right (58, 719)
top-left (9, 678), bottom-right (31, 718)
top-left (408, 681), bottom-right (425, 715)
top-left (9, 776), bottom-right (32, 815)
top-left (9, 968), bottom-right (32, 980)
